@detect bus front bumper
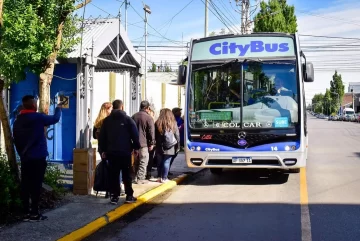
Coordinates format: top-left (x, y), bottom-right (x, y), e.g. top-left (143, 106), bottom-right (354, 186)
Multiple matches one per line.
top-left (185, 151), bottom-right (306, 170)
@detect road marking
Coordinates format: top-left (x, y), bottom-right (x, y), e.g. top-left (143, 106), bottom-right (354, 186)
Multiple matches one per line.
top-left (300, 167), bottom-right (312, 241)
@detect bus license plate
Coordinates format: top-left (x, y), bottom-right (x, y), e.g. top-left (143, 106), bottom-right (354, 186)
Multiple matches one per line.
top-left (232, 157), bottom-right (252, 164)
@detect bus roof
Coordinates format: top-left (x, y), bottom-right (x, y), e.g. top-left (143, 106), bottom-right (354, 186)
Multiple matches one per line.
top-left (191, 32), bottom-right (295, 43)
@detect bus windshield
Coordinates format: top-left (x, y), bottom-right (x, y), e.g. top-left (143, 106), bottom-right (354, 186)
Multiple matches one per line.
top-left (188, 60), bottom-right (299, 129)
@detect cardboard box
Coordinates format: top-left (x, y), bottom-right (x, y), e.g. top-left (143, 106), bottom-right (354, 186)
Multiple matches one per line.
top-left (73, 148), bottom-right (96, 195)
top-left (73, 148), bottom-right (96, 172)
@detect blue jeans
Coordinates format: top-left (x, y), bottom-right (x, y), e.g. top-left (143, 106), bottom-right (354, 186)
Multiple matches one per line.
top-left (157, 154), bottom-right (173, 180)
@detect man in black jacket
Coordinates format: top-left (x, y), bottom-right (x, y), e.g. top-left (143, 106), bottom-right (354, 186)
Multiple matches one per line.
top-left (132, 100), bottom-right (155, 184)
top-left (99, 100), bottom-right (140, 204)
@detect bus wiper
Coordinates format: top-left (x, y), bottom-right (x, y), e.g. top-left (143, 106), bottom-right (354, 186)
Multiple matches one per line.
top-left (193, 59), bottom-right (239, 72)
top-left (243, 58), bottom-right (263, 63)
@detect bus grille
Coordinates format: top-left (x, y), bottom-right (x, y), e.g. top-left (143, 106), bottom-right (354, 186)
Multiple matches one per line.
top-left (211, 133), bottom-right (282, 148)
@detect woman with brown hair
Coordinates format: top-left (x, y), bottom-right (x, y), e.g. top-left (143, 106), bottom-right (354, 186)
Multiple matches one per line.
top-left (93, 102), bottom-right (112, 140)
top-left (93, 102), bottom-right (112, 198)
top-left (155, 108), bottom-right (180, 183)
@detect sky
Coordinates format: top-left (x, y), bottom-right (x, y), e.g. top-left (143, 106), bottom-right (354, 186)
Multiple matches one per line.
top-left (77, 0), bottom-right (360, 104)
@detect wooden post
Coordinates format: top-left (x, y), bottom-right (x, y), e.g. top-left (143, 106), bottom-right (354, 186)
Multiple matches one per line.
top-left (109, 72), bottom-right (116, 102)
top-left (161, 83), bottom-right (166, 108)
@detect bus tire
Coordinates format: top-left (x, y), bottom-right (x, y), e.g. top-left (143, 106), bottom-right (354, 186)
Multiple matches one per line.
top-left (210, 168), bottom-right (223, 175)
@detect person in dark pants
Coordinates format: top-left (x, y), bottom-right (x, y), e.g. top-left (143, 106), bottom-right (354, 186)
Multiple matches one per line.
top-left (146, 108), bottom-right (156, 179)
top-left (168, 108), bottom-right (184, 175)
top-left (99, 100), bottom-right (140, 205)
top-left (155, 108), bottom-right (180, 183)
top-left (13, 95), bottom-right (62, 222)
top-left (132, 101), bottom-right (155, 184)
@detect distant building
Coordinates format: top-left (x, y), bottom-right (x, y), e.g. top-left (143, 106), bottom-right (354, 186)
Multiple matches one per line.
top-left (348, 82), bottom-right (360, 93)
top-left (341, 92), bottom-right (360, 113)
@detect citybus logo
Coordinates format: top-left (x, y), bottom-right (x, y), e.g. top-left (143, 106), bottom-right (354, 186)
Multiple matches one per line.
top-left (209, 40), bottom-right (290, 57)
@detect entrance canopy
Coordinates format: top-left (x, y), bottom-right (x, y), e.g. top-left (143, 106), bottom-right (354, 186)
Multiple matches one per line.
top-left (60, 17), bottom-right (143, 148)
top-left (64, 17), bottom-right (142, 72)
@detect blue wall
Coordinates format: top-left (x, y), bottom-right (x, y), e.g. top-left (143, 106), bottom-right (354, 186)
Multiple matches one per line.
top-left (10, 64), bottom-right (77, 163)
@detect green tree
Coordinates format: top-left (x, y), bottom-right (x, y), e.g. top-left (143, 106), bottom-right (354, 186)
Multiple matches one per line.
top-left (0, 0), bottom-right (87, 182)
top-left (164, 62), bottom-right (172, 72)
top-left (312, 93), bottom-right (324, 114)
top-left (35, 0), bottom-right (90, 115)
top-left (149, 63), bottom-right (157, 72)
top-left (253, 0), bottom-right (297, 33)
top-left (323, 89), bottom-right (333, 115)
top-left (0, 0), bottom-right (49, 182)
top-left (329, 70), bottom-right (345, 113)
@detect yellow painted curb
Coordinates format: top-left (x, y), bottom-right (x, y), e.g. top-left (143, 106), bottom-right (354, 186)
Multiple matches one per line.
top-left (57, 173), bottom-right (191, 241)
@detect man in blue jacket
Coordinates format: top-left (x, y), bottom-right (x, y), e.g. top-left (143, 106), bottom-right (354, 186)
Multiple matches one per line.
top-left (13, 95), bottom-right (62, 222)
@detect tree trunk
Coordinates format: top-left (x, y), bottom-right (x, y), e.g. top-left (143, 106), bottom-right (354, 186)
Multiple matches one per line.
top-left (38, 0), bottom-right (92, 114)
top-left (0, 79), bottom-right (20, 183)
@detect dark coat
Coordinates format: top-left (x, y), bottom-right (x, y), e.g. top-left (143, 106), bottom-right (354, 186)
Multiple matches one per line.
top-left (132, 110), bottom-right (155, 148)
top-left (99, 110), bottom-right (140, 156)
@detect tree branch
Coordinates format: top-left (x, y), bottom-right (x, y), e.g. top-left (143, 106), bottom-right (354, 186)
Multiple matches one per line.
top-left (75, 0), bottom-right (91, 10)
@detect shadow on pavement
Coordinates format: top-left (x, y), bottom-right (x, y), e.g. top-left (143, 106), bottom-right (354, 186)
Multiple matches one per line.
top-left (179, 169), bottom-right (290, 186)
top-left (85, 201), bottom-right (360, 241)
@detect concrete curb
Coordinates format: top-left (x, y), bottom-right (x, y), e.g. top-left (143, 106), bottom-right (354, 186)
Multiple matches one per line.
top-left (57, 169), bottom-right (203, 241)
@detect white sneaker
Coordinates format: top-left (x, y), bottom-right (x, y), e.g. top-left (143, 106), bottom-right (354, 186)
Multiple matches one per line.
top-left (161, 178), bottom-right (169, 183)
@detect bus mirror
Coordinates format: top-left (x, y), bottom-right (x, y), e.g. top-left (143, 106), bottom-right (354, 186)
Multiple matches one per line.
top-left (177, 65), bottom-right (187, 85)
top-left (304, 62), bottom-right (314, 82)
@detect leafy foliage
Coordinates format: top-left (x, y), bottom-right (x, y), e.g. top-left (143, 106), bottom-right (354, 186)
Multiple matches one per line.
top-left (311, 70), bottom-right (345, 115)
top-left (43, 164), bottom-right (66, 198)
top-left (253, 0), bottom-right (297, 33)
top-left (0, 0), bottom-right (81, 86)
top-left (0, 150), bottom-right (21, 224)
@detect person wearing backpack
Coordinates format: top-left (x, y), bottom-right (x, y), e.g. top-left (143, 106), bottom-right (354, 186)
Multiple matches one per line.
top-left (98, 100), bottom-right (140, 205)
top-left (154, 108), bottom-right (180, 183)
top-left (93, 102), bottom-right (112, 198)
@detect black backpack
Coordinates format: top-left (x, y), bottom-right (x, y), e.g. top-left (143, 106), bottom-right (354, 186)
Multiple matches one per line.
top-left (93, 160), bottom-right (109, 195)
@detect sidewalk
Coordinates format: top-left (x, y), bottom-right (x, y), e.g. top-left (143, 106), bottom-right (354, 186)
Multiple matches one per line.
top-left (0, 153), bottom-right (198, 241)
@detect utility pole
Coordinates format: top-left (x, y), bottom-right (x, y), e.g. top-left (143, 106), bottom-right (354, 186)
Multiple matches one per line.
top-left (125, 0), bottom-right (129, 32)
top-left (236, 0), bottom-right (250, 34)
top-left (204, 0), bottom-right (208, 37)
top-left (143, 4), bottom-right (151, 100)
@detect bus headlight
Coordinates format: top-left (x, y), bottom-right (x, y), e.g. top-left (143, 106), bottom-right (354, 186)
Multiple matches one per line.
top-left (285, 146), bottom-right (290, 151)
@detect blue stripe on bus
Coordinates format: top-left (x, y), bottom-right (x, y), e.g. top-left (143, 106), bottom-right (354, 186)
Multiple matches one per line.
top-left (187, 141), bottom-right (300, 152)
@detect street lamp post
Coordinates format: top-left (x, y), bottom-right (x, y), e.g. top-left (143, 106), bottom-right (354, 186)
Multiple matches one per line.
top-left (143, 4), bottom-right (151, 101)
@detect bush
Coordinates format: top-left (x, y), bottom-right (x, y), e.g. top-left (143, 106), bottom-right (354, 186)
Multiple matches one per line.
top-left (43, 163), bottom-right (66, 197)
top-left (0, 151), bottom-right (21, 224)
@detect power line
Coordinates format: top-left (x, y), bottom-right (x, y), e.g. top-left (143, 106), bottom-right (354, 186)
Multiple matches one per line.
top-left (300, 34), bottom-right (360, 41)
top-left (157, 0), bottom-right (195, 31)
top-left (90, 2), bottom-right (116, 17)
top-left (208, 0), bottom-right (241, 33)
top-left (199, 0), bottom-right (233, 33)
top-left (129, 4), bottom-right (184, 46)
top-left (298, 9), bottom-right (360, 27)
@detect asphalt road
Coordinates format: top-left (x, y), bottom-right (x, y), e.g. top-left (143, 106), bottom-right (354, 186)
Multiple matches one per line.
top-left (87, 116), bottom-right (360, 241)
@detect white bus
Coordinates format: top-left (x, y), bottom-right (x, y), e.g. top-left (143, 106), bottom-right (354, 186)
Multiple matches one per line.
top-left (176, 32), bottom-right (314, 177)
